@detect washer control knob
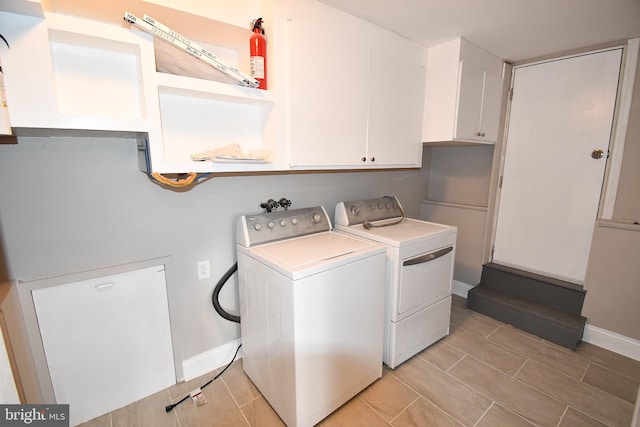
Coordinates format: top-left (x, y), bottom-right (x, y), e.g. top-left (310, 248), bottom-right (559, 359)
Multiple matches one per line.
top-left (370, 205), bottom-right (376, 211)
top-left (280, 219), bottom-right (287, 227)
top-left (291, 218), bottom-right (298, 225)
top-left (386, 203), bottom-right (391, 209)
top-left (267, 221), bottom-right (275, 229)
top-left (351, 206), bottom-right (360, 215)
top-left (378, 203), bottom-right (384, 209)
top-left (254, 223), bottom-right (262, 231)
top-left (311, 212), bottom-right (322, 224)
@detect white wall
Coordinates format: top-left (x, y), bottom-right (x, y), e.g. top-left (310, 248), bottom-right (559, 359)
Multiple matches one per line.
top-left (0, 136), bottom-right (429, 367)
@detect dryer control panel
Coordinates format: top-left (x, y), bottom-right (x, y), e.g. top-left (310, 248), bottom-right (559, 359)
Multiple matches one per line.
top-left (335, 196), bottom-right (404, 226)
top-left (237, 206), bottom-right (331, 247)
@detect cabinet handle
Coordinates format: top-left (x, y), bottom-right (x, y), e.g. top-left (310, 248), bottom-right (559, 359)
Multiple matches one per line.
top-left (476, 131), bottom-right (486, 137)
top-left (370, 157), bottom-right (375, 162)
top-left (361, 157), bottom-right (366, 162)
top-left (94, 282), bottom-right (115, 292)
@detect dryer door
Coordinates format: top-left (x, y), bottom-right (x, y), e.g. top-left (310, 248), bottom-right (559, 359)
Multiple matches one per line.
top-left (397, 246), bottom-right (453, 317)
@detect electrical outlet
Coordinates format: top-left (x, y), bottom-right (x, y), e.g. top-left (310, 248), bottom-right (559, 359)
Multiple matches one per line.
top-left (197, 260), bottom-right (211, 280)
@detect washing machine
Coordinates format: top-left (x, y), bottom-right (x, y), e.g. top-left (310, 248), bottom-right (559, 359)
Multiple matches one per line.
top-left (334, 196), bottom-right (457, 368)
top-left (236, 205), bottom-right (386, 427)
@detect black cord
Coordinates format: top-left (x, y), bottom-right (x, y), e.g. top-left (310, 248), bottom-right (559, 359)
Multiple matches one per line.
top-left (212, 263), bottom-right (240, 323)
top-left (165, 343), bottom-right (243, 413)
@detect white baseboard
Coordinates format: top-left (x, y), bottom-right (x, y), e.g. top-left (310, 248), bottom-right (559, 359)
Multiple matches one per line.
top-left (583, 324), bottom-right (640, 361)
top-left (452, 280), bottom-right (640, 361)
top-left (452, 280), bottom-right (474, 299)
top-left (181, 338), bottom-right (243, 381)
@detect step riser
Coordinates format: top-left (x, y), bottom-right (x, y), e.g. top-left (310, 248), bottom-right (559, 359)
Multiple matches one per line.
top-left (480, 263), bottom-right (585, 315)
top-left (468, 291), bottom-right (585, 350)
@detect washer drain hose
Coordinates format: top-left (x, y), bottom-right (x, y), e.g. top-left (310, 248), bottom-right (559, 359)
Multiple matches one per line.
top-left (212, 263), bottom-right (240, 323)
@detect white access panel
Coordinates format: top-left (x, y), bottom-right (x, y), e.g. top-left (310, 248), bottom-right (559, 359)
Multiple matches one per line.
top-left (32, 265), bottom-right (175, 426)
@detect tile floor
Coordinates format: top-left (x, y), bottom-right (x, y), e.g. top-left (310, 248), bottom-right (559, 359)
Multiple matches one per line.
top-left (80, 296), bottom-right (640, 426)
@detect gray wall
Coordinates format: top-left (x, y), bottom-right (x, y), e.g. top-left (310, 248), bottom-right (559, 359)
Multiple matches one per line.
top-left (613, 48), bottom-right (640, 222)
top-left (421, 145), bottom-right (494, 285)
top-left (583, 223), bottom-right (640, 340)
top-left (0, 136), bottom-right (430, 363)
top-left (582, 51), bottom-right (640, 340)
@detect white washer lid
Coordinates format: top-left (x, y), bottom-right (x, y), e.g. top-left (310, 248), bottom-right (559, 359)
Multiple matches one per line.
top-left (246, 231), bottom-right (384, 279)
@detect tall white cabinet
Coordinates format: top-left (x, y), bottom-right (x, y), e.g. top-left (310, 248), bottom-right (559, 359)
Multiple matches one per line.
top-left (423, 37), bottom-right (505, 144)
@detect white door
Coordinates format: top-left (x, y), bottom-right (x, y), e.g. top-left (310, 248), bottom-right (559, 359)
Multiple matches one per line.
top-left (493, 48), bottom-right (622, 284)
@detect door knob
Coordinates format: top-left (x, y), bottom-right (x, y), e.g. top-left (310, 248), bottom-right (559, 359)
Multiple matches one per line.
top-left (591, 149), bottom-right (604, 159)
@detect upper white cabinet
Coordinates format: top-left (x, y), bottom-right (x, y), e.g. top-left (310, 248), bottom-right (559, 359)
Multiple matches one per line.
top-left (283, 0), bottom-right (426, 169)
top-left (1, 0), bottom-right (427, 173)
top-left (423, 37), bottom-right (505, 145)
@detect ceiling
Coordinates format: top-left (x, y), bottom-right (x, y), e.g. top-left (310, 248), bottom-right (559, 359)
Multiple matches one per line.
top-left (318, 0), bottom-right (640, 63)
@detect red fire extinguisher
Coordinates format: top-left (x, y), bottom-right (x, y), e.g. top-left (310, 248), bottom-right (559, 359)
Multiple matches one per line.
top-left (250, 18), bottom-right (267, 90)
top-left (0, 34), bottom-right (11, 135)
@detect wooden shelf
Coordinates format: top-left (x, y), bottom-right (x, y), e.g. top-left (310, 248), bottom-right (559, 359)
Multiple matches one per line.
top-left (0, 134), bottom-right (17, 144)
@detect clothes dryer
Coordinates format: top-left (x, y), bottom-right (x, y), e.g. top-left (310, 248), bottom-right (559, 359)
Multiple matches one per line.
top-left (335, 196), bottom-right (457, 368)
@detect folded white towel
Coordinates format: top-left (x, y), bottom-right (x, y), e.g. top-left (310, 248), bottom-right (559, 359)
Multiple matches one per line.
top-left (191, 144), bottom-right (270, 162)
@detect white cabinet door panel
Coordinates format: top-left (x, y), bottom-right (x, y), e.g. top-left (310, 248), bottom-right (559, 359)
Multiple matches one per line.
top-left (454, 61), bottom-right (503, 143)
top-left (287, 0), bottom-right (369, 167)
top-left (480, 71), bottom-right (504, 142)
top-left (455, 61), bottom-right (485, 141)
top-left (33, 265), bottom-right (175, 426)
top-left (368, 47), bottom-right (425, 167)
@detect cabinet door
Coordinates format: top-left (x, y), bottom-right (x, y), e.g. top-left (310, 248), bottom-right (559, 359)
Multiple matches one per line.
top-left (287, 1), bottom-right (370, 167)
top-left (454, 61), bottom-right (485, 141)
top-left (368, 45), bottom-right (425, 167)
top-left (478, 71), bottom-right (504, 142)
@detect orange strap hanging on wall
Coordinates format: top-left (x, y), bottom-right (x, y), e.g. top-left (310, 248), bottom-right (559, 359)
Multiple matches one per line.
top-left (151, 172), bottom-right (198, 188)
